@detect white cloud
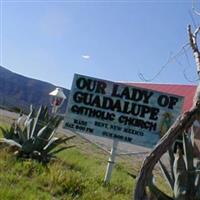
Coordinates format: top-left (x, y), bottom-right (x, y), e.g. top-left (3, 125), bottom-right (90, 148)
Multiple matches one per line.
top-left (82, 55), bottom-right (90, 60)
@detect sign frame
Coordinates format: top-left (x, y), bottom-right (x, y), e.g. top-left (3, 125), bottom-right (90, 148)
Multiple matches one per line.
top-left (63, 74), bottom-right (184, 148)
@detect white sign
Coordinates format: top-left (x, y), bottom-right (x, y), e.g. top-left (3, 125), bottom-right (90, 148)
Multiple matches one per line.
top-left (63, 74), bottom-right (184, 148)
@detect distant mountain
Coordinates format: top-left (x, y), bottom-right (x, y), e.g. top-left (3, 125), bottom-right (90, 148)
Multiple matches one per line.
top-left (0, 66), bottom-right (70, 113)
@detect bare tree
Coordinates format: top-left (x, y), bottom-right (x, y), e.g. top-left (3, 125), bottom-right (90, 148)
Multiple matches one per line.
top-left (134, 21), bottom-right (200, 200)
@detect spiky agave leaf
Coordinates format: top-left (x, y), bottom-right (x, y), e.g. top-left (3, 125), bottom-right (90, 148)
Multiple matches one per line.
top-left (47, 129), bottom-right (57, 142)
top-left (24, 106), bottom-right (63, 159)
top-left (39, 106), bottom-right (51, 125)
top-left (32, 115), bottom-right (62, 151)
top-left (159, 159), bottom-right (174, 190)
top-left (173, 147), bottom-right (188, 200)
top-left (31, 106), bottom-right (46, 138)
top-left (0, 105), bottom-right (73, 163)
top-left (168, 147), bottom-right (175, 183)
top-left (0, 138), bottom-right (22, 149)
top-left (24, 105), bottom-right (35, 127)
top-left (32, 125), bottom-right (50, 152)
top-left (31, 106), bottom-right (61, 139)
top-left (16, 125), bottom-right (26, 144)
top-left (33, 122), bottom-right (59, 151)
top-left (25, 118), bottom-right (34, 140)
top-left (48, 115), bottom-right (62, 130)
top-left (194, 160), bottom-right (200, 200)
top-left (183, 132), bottom-right (194, 171)
top-left (43, 135), bottom-right (75, 154)
top-left (40, 106), bottom-right (49, 122)
top-left (182, 131), bottom-right (195, 197)
top-left (40, 136), bottom-right (75, 163)
top-left (49, 145), bottom-right (75, 156)
top-left (16, 114), bottom-right (24, 127)
top-left (43, 116), bottom-right (61, 136)
top-left (34, 131), bottom-right (58, 153)
top-left (147, 174), bottom-right (173, 200)
top-left (43, 137), bottom-right (59, 149)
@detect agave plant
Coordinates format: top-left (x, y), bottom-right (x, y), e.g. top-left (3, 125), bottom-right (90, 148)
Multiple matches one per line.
top-left (0, 106), bottom-right (75, 163)
top-left (147, 131), bottom-right (200, 200)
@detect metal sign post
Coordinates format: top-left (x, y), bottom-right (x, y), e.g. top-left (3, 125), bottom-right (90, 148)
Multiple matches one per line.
top-left (104, 139), bottom-right (118, 185)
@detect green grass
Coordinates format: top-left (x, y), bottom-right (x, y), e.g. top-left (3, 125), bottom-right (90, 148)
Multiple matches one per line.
top-left (0, 123), bottom-right (137, 200)
top-left (0, 122), bottom-right (171, 199)
top-left (0, 147), bottom-right (135, 200)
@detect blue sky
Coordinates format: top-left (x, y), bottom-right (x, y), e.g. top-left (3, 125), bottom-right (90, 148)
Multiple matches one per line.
top-left (0, 0), bottom-right (199, 89)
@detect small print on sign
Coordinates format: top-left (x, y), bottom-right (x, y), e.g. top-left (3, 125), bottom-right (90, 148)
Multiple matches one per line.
top-left (63, 74), bottom-right (184, 148)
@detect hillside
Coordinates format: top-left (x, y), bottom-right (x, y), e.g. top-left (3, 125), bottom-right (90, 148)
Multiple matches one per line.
top-left (0, 66), bottom-right (69, 112)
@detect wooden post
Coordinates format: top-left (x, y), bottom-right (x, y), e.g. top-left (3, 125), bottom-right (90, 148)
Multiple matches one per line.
top-left (104, 139), bottom-right (118, 185)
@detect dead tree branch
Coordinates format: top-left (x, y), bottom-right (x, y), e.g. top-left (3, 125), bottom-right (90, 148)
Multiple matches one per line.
top-left (192, 0), bottom-right (200, 16)
top-left (134, 14), bottom-right (200, 200)
top-left (188, 25), bottom-right (200, 76)
top-left (134, 102), bottom-right (200, 200)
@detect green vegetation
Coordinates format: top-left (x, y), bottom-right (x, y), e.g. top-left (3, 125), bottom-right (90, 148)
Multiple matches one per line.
top-left (0, 117), bottom-right (137, 200)
top-left (147, 132), bottom-right (200, 200)
top-left (0, 135), bottom-right (135, 200)
top-left (0, 111), bottom-right (169, 200)
top-left (0, 106), bottom-right (74, 163)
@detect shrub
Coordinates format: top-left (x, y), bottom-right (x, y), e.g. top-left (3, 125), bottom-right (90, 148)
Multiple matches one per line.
top-left (0, 105), bottom-right (75, 163)
top-left (147, 132), bottom-right (200, 200)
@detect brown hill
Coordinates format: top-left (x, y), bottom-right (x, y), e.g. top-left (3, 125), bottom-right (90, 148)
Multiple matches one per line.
top-left (0, 66), bottom-right (69, 113)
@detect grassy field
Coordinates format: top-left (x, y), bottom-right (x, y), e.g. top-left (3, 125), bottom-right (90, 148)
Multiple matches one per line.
top-left (0, 120), bottom-right (171, 200)
top-left (0, 148), bottom-right (136, 200)
top-left (0, 121), bottom-right (139, 200)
